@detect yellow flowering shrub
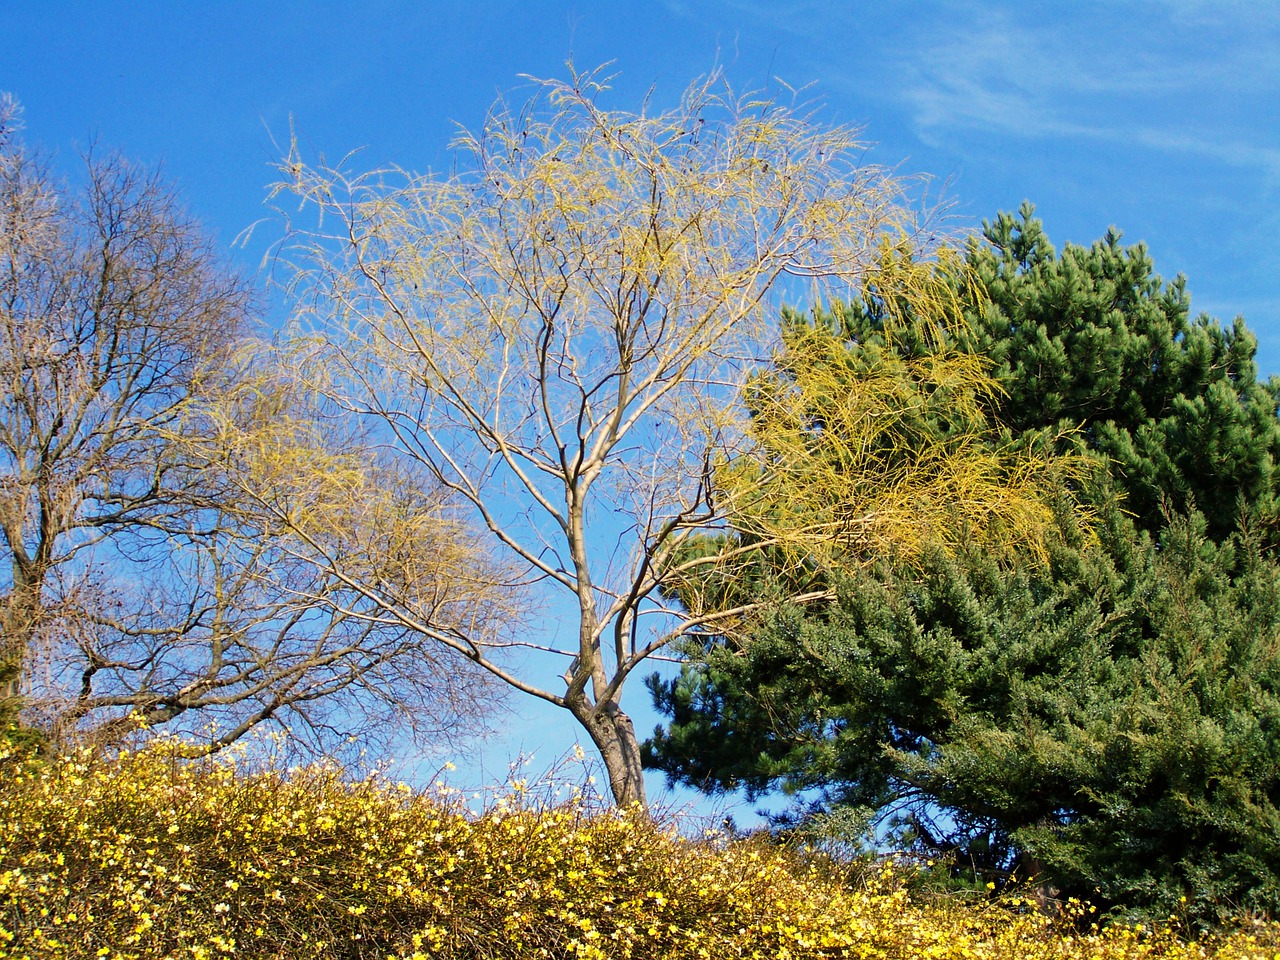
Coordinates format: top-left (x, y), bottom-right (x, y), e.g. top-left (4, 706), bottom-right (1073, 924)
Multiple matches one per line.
top-left (1, 740), bottom-right (1277, 959)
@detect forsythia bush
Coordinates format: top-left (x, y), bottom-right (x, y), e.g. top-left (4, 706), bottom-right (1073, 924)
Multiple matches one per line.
top-left (1, 740), bottom-right (1278, 960)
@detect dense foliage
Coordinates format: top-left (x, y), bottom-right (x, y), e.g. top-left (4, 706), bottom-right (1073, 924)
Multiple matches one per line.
top-left (646, 210), bottom-right (1280, 922)
top-left (3, 741), bottom-right (1278, 959)
top-left (857, 204), bottom-right (1280, 540)
top-left (648, 505), bottom-right (1280, 922)
top-left (959, 206), bottom-right (1280, 540)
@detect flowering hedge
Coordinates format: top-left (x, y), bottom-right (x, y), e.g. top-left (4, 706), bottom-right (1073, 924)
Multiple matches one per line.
top-left (1, 741), bottom-right (1277, 959)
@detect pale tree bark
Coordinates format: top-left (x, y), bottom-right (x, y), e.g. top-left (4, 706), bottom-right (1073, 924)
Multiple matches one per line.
top-left (265, 67), bottom-right (1064, 807)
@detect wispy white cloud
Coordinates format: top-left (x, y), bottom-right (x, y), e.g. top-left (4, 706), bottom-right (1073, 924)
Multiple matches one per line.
top-left (696, 2), bottom-right (1280, 194)
top-left (888, 4), bottom-right (1280, 181)
top-left (1130, 128), bottom-right (1280, 180)
top-left (896, 17), bottom-right (1103, 142)
top-left (1144, 0), bottom-right (1280, 26)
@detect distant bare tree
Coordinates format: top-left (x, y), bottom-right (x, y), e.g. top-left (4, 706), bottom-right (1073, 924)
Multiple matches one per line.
top-left (0, 97), bottom-right (506, 754)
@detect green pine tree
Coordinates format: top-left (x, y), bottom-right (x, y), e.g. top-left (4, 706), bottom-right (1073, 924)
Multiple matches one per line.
top-left (646, 208), bottom-right (1280, 922)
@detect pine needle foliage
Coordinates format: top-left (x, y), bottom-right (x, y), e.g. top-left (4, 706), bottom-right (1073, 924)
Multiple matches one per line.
top-left (649, 504), bottom-right (1280, 925)
top-left (647, 207), bottom-right (1280, 922)
top-left (844, 203), bottom-right (1280, 543)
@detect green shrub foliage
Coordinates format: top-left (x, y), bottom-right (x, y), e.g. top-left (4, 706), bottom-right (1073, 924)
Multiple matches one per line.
top-left (648, 505), bottom-right (1280, 922)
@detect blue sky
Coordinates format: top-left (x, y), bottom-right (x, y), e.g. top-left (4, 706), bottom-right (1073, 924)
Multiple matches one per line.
top-left (6, 1), bottom-right (1279, 818)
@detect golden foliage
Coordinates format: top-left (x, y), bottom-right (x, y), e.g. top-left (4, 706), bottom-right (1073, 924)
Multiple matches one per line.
top-left (176, 347), bottom-right (525, 643)
top-left (1, 741), bottom-right (1276, 960)
top-left (264, 66), bottom-right (953, 805)
top-left (714, 247), bottom-right (1081, 576)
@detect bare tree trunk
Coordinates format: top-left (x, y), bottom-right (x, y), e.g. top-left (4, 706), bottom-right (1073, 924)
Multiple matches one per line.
top-left (571, 697), bottom-right (647, 807)
top-left (0, 561), bottom-right (41, 719)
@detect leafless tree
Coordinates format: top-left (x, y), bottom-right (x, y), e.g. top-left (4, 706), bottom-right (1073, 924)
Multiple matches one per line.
top-left (0, 97), bottom-right (505, 754)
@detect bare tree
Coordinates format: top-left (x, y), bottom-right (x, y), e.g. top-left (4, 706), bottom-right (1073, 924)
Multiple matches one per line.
top-left (0, 98), bottom-right (505, 754)
top-left (268, 68), bottom-right (1061, 806)
top-left (0, 95), bottom-right (249, 720)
